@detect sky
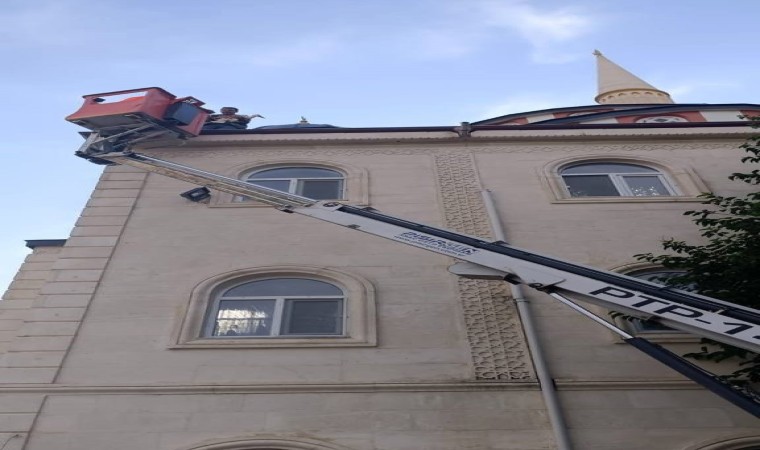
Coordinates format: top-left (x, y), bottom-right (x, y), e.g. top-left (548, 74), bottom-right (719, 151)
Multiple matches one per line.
top-left (1, 0), bottom-right (759, 292)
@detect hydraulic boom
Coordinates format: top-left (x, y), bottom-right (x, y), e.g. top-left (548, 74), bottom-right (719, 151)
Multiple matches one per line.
top-left (95, 151), bottom-right (760, 354)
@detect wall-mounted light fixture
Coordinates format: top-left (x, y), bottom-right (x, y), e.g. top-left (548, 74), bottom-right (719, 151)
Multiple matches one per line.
top-left (180, 187), bottom-right (211, 202)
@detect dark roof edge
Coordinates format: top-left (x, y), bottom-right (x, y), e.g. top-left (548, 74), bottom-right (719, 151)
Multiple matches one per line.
top-left (197, 121), bottom-right (753, 137)
top-left (25, 239), bottom-right (67, 249)
top-left (534, 104), bottom-right (760, 126)
top-left (201, 126), bottom-right (458, 135)
top-left (472, 103), bottom-right (760, 125)
top-left (470, 121), bottom-right (755, 131)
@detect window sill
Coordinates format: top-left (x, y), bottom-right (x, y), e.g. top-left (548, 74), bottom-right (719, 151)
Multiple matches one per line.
top-left (170, 336), bottom-right (376, 349)
top-left (611, 317), bottom-right (699, 344)
top-left (613, 331), bottom-right (699, 345)
top-left (550, 196), bottom-right (705, 204)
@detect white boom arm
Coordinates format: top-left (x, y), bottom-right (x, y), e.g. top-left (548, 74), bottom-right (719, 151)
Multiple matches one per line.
top-left (96, 151), bottom-right (760, 354)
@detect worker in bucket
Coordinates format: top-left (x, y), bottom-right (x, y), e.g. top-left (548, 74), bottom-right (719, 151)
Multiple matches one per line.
top-left (203, 107), bottom-right (264, 130)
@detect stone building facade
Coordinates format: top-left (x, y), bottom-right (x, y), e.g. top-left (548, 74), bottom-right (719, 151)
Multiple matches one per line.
top-left (1, 54), bottom-right (760, 450)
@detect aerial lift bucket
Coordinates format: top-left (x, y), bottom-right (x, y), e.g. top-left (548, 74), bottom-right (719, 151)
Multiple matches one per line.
top-left (66, 87), bottom-right (211, 163)
top-left (66, 87), bottom-right (210, 138)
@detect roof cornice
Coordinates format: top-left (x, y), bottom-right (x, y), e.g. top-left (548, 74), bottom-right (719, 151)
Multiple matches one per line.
top-left (148, 124), bottom-right (756, 149)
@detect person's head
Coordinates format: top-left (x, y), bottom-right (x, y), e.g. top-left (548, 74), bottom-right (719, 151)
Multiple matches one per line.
top-left (220, 107), bottom-right (239, 115)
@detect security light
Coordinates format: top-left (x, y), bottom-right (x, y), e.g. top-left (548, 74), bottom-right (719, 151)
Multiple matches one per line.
top-left (180, 187), bottom-right (211, 202)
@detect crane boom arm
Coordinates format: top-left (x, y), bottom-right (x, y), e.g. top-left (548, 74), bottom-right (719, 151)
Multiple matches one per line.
top-left (99, 151), bottom-right (760, 354)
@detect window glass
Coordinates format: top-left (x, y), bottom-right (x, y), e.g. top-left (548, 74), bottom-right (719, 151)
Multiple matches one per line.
top-left (562, 163), bottom-right (656, 174)
top-left (299, 179), bottom-right (344, 199)
top-left (214, 299), bottom-right (275, 336)
top-left (249, 167), bottom-right (342, 179)
top-left (243, 166), bottom-right (345, 200)
top-left (225, 278), bottom-right (343, 297)
top-left (560, 162), bottom-right (675, 197)
top-left (248, 179), bottom-right (291, 191)
top-left (207, 278), bottom-right (346, 338)
top-left (623, 176), bottom-right (670, 196)
top-left (564, 175), bottom-right (619, 197)
top-left (283, 299), bottom-right (344, 335)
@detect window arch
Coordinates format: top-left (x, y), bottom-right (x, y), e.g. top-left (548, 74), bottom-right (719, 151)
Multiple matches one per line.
top-left (184, 436), bottom-right (359, 450)
top-left (205, 277), bottom-right (346, 338)
top-left (560, 162), bottom-right (678, 197)
top-left (244, 166), bottom-right (345, 200)
top-left (212, 159), bottom-right (369, 207)
top-left (684, 435), bottom-right (760, 450)
top-left (172, 265), bottom-right (376, 348)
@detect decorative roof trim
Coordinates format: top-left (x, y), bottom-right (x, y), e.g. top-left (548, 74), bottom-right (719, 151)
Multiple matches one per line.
top-left (201, 126), bottom-right (457, 135)
top-left (169, 123), bottom-right (756, 147)
top-left (474, 104), bottom-right (638, 125)
top-left (535, 104), bottom-right (758, 125)
top-left (474, 103), bottom-right (760, 125)
top-left (140, 122), bottom-right (756, 152)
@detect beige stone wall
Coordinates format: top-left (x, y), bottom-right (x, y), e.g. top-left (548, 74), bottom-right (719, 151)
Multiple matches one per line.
top-left (3, 129), bottom-right (760, 449)
top-left (0, 245), bottom-right (62, 450)
top-left (55, 148), bottom-right (489, 386)
top-left (1, 246), bottom-right (63, 356)
top-left (24, 390), bottom-right (551, 450)
top-left (18, 389), bottom-right (760, 450)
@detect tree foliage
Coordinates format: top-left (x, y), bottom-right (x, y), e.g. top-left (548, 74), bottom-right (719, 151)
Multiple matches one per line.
top-left (635, 117), bottom-right (760, 381)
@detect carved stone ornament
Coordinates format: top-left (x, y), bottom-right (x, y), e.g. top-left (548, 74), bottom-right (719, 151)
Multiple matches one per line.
top-left (434, 153), bottom-right (534, 381)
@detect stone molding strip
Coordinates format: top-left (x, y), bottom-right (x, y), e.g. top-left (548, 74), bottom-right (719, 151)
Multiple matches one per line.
top-left (0, 380), bottom-right (711, 395)
top-left (169, 126), bottom-right (753, 146)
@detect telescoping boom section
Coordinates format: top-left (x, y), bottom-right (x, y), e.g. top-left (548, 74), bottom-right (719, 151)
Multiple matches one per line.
top-left (68, 91), bottom-right (760, 417)
top-left (94, 151), bottom-right (760, 354)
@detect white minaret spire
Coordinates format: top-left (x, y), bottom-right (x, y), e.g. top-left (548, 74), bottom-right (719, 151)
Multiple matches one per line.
top-left (594, 50), bottom-right (674, 105)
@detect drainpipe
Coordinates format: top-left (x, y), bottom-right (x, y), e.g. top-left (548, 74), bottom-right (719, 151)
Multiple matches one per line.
top-left (481, 190), bottom-right (573, 450)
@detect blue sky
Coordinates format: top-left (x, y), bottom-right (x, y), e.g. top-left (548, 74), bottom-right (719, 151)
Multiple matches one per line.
top-left (1, 0), bottom-right (758, 291)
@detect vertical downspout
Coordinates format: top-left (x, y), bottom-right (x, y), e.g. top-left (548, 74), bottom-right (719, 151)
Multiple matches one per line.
top-left (481, 190), bottom-right (573, 450)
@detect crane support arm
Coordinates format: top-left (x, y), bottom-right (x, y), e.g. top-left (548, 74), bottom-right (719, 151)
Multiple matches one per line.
top-left (95, 151), bottom-right (760, 354)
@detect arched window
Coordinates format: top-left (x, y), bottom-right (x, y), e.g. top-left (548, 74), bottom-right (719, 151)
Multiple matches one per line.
top-left (174, 266), bottom-right (376, 348)
top-left (205, 278), bottom-right (345, 338)
top-left (245, 167), bottom-right (344, 200)
top-left (560, 162), bottom-right (677, 197)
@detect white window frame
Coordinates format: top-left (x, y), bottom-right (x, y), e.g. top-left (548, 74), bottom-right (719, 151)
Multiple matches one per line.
top-left (211, 160), bottom-right (369, 208)
top-left (171, 266), bottom-right (377, 349)
top-left (245, 167), bottom-right (345, 200)
top-left (561, 163), bottom-right (679, 197)
top-left (205, 288), bottom-right (347, 339)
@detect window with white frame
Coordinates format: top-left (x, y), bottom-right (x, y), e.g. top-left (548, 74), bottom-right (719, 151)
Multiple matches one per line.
top-left (560, 162), bottom-right (677, 198)
top-left (244, 167), bottom-right (344, 200)
top-left (205, 278), bottom-right (345, 338)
